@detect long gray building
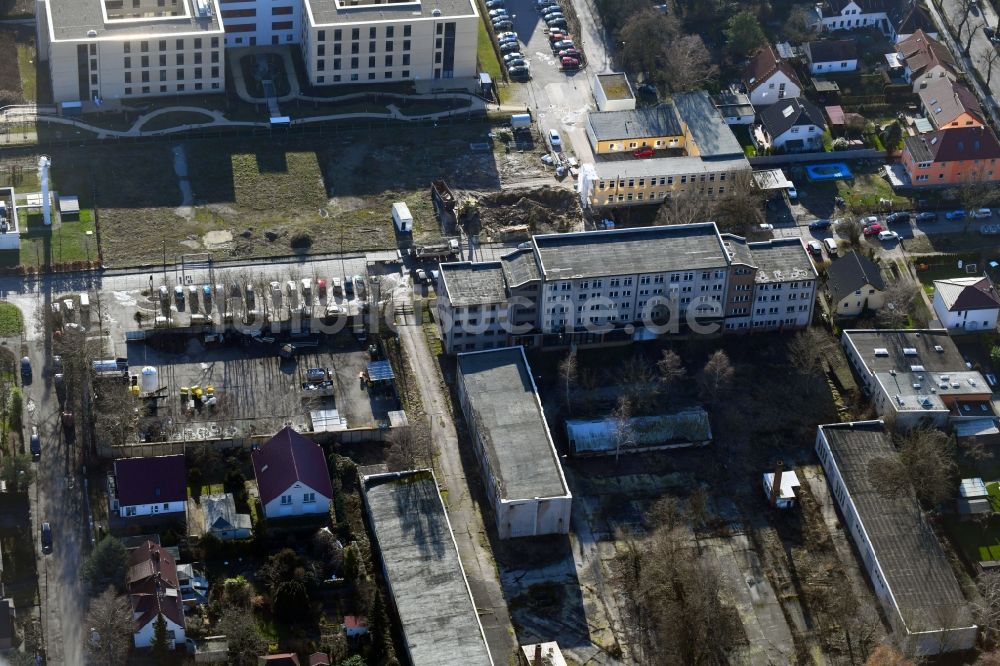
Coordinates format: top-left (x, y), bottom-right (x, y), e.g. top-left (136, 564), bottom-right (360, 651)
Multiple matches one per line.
top-left (455, 347), bottom-right (571, 539)
top-left (815, 421), bottom-right (976, 655)
top-left (362, 469), bottom-right (493, 665)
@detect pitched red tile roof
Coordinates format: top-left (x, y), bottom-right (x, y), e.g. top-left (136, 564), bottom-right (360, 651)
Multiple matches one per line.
top-left (743, 43), bottom-right (802, 93)
top-left (903, 125), bottom-right (1000, 163)
top-left (252, 427), bottom-right (334, 505)
top-left (919, 79), bottom-right (984, 128)
top-left (126, 541), bottom-right (184, 632)
top-left (308, 653), bottom-right (331, 666)
top-left (261, 655), bottom-right (300, 666)
top-left (113, 455), bottom-right (186, 507)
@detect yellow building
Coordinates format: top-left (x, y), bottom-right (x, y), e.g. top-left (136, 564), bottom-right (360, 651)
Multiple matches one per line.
top-left (585, 103), bottom-right (686, 155)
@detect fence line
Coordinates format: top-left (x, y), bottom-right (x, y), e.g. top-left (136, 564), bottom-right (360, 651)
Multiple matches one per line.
top-left (749, 148), bottom-right (887, 167)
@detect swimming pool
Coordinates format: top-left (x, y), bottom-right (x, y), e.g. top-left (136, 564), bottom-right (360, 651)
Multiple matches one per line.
top-left (805, 163), bottom-right (853, 181)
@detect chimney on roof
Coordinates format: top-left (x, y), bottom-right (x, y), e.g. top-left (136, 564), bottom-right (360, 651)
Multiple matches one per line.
top-left (769, 460), bottom-right (784, 507)
top-left (534, 644), bottom-right (543, 666)
top-left (151, 549), bottom-right (160, 562)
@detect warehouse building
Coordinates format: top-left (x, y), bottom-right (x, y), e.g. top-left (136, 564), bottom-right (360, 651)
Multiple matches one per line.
top-left (362, 469), bottom-right (493, 666)
top-left (815, 421), bottom-right (976, 655)
top-left (456, 347), bottom-right (571, 539)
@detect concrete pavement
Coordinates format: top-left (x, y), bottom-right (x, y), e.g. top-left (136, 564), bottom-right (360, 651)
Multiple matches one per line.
top-left (931, 0), bottom-right (1000, 127)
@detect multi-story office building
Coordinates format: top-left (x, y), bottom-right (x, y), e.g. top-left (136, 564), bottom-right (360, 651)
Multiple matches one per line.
top-left (38, 0), bottom-right (477, 103)
top-left (300, 0), bottom-right (479, 86)
top-left (36, 0), bottom-right (226, 104)
top-left (578, 91), bottom-right (751, 209)
top-left (436, 222), bottom-right (817, 353)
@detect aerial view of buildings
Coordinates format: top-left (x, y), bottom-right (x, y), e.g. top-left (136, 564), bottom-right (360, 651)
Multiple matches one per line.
top-left (7, 0), bottom-right (1000, 664)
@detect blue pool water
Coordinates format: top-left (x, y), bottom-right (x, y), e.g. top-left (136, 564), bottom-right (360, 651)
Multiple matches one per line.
top-left (805, 163), bottom-right (853, 181)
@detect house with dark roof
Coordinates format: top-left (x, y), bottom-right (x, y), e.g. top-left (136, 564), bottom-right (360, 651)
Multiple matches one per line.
top-left (742, 42), bottom-right (802, 106)
top-left (933, 276), bottom-right (1000, 332)
top-left (804, 39), bottom-right (858, 74)
top-left (919, 79), bottom-right (984, 130)
top-left (901, 125), bottom-right (1000, 187)
top-left (127, 541), bottom-right (186, 649)
top-left (201, 493), bottom-right (252, 540)
top-left (895, 2), bottom-right (937, 41)
top-left (819, 0), bottom-right (912, 38)
top-left (826, 250), bottom-right (886, 316)
top-left (252, 427), bottom-right (333, 519)
top-left (108, 454), bottom-right (186, 519)
top-left (897, 30), bottom-right (959, 91)
top-left (584, 103), bottom-right (685, 155)
top-left (754, 98), bottom-right (827, 152)
top-left (815, 421), bottom-right (976, 655)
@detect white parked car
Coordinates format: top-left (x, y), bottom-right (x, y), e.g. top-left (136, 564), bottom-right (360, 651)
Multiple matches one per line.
top-left (759, 223), bottom-right (774, 231)
top-left (548, 128), bottom-right (562, 151)
top-left (878, 230), bottom-right (899, 241)
top-left (973, 208), bottom-right (993, 218)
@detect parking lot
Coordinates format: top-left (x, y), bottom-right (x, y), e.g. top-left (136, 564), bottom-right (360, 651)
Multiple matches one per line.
top-left (123, 336), bottom-right (398, 443)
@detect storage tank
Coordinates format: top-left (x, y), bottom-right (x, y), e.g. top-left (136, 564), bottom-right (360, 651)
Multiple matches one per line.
top-left (140, 366), bottom-right (158, 393)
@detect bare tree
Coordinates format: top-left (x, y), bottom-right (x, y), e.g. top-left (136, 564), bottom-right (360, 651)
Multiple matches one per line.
top-left (864, 644), bottom-right (914, 665)
top-left (977, 569), bottom-right (1000, 648)
top-left (877, 280), bottom-right (921, 328)
top-left (697, 350), bottom-right (734, 404)
top-left (618, 10), bottom-right (681, 78)
top-left (978, 48), bottom-right (1000, 86)
top-left (711, 169), bottom-right (766, 235)
top-left (612, 395), bottom-right (634, 462)
top-left (219, 605), bottom-right (266, 666)
top-left (782, 5), bottom-right (817, 42)
top-left (86, 587), bottom-right (133, 666)
top-left (661, 35), bottom-right (718, 92)
top-left (836, 218), bottom-right (864, 249)
top-left (656, 349), bottom-right (686, 396)
top-left (385, 422), bottom-right (433, 471)
top-left (788, 327), bottom-right (832, 376)
top-left (870, 429), bottom-right (958, 507)
top-left (558, 349), bottom-right (577, 414)
top-left (655, 190), bottom-right (712, 227)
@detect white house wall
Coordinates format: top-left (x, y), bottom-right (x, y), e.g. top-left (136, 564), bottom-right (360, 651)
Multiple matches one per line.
top-left (133, 614), bottom-right (185, 649)
top-left (263, 481), bottom-right (330, 519)
top-left (120, 500), bottom-right (186, 519)
top-left (748, 71), bottom-right (801, 106)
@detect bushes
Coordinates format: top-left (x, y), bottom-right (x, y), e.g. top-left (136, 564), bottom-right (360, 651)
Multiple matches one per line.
top-left (290, 231), bottom-right (313, 251)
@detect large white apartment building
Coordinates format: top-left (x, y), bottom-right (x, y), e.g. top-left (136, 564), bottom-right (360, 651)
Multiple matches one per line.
top-left (436, 223), bottom-right (817, 354)
top-left (38, 0), bottom-right (478, 103)
top-left (36, 0), bottom-right (226, 104)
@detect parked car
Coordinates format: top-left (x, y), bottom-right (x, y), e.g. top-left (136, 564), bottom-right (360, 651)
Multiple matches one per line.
top-left (915, 211), bottom-right (938, 221)
top-left (548, 32), bottom-right (568, 42)
top-left (30, 426), bottom-right (39, 458)
top-left (500, 42), bottom-right (520, 53)
top-left (808, 219), bottom-right (831, 230)
top-left (973, 208), bottom-right (993, 218)
top-left (546, 17), bottom-right (568, 28)
top-left (637, 82), bottom-right (657, 97)
top-left (759, 223), bottom-right (774, 231)
top-left (787, 185), bottom-right (797, 199)
top-left (560, 57), bottom-right (581, 70)
top-left (558, 48), bottom-right (582, 59)
top-left (807, 240), bottom-right (823, 257)
top-left (878, 230), bottom-right (900, 241)
top-left (497, 30), bottom-right (517, 39)
top-left (488, 8), bottom-right (508, 16)
top-left (40, 522), bottom-right (52, 554)
top-left (503, 52), bottom-right (524, 63)
top-left (20, 356), bottom-right (31, 381)
top-left (539, 2), bottom-right (559, 12)
top-left (548, 129), bottom-right (562, 151)
top-left (543, 9), bottom-right (564, 18)
top-left (486, 0), bottom-right (504, 7)
top-left (508, 66), bottom-right (531, 79)
top-left (863, 223), bottom-right (884, 236)
top-left (536, 0), bottom-right (554, 6)
top-left (493, 19), bottom-right (514, 30)
top-left (885, 212), bottom-right (911, 224)
top-left (506, 58), bottom-right (527, 68)
top-left (945, 209), bottom-right (966, 220)
top-left (633, 146), bottom-right (655, 158)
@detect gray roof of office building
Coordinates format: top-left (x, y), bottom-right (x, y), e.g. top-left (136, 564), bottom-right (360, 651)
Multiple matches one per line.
top-left (439, 261), bottom-right (507, 307)
top-left (719, 234), bottom-right (756, 267)
top-left (500, 248), bottom-right (541, 288)
top-left (457, 348), bottom-right (568, 501)
top-left (47, 0), bottom-right (223, 40)
top-left (307, 0), bottom-right (477, 25)
top-left (588, 154), bottom-right (749, 180)
top-left (363, 471), bottom-right (493, 666)
top-left (586, 104), bottom-right (683, 142)
top-left (673, 90), bottom-right (744, 158)
top-left (534, 223), bottom-right (728, 280)
top-left (843, 328), bottom-right (967, 373)
top-left (819, 422), bottom-right (974, 633)
top-left (747, 238), bottom-right (817, 283)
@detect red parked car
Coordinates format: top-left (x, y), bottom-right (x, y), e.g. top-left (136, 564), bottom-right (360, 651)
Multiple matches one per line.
top-left (863, 223), bottom-right (883, 237)
top-left (633, 146), bottom-right (655, 158)
top-left (560, 56), bottom-right (580, 69)
top-left (548, 32), bottom-right (567, 42)
top-left (558, 48), bottom-right (582, 59)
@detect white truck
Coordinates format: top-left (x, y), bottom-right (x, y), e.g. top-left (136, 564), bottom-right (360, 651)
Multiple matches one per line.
top-left (392, 202), bottom-right (413, 233)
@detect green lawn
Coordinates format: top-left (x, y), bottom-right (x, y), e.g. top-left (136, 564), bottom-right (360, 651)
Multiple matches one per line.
top-left (16, 42), bottom-right (35, 103)
top-left (477, 20), bottom-right (503, 88)
top-left (0, 303), bottom-right (23, 337)
top-left (947, 516), bottom-right (1000, 563)
top-left (187, 483), bottom-right (225, 499)
top-left (834, 173), bottom-right (911, 212)
top-left (5, 209), bottom-right (98, 268)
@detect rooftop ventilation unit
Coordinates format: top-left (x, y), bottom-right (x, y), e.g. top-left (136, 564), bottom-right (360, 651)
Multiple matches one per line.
top-left (432, 7), bottom-right (441, 14)
top-left (87, 29), bottom-right (97, 37)
top-left (935, 345), bottom-right (945, 352)
top-left (874, 348), bottom-right (889, 356)
top-left (913, 383), bottom-right (922, 389)
top-left (903, 348), bottom-right (918, 356)
top-left (910, 365), bottom-right (925, 372)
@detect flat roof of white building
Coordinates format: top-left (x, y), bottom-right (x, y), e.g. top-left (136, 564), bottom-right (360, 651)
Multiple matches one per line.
top-left (306, 0), bottom-right (477, 26)
top-left (362, 470), bottom-right (493, 666)
top-left (457, 347), bottom-right (568, 501)
top-left (44, 0), bottom-right (223, 41)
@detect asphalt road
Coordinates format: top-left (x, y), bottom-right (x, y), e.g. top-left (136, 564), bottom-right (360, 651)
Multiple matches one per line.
top-left (934, 0), bottom-right (1000, 124)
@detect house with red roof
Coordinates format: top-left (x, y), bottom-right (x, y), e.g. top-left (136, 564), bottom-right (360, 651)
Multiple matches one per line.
top-left (252, 427), bottom-right (333, 519)
top-left (342, 615), bottom-right (368, 637)
top-left (126, 541), bottom-right (186, 649)
top-left (742, 42), bottom-right (802, 106)
top-left (896, 30), bottom-right (958, 92)
top-left (108, 454), bottom-right (186, 519)
top-left (901, 125), bottom-right (1000, 187)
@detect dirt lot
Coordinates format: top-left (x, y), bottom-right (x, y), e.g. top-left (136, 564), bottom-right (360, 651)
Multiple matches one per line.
top-left (123, 335), bottom-right (397, 442)
top-left (471, 187), bottom-right (584, 240)
top-left (3, 123), bottom-right (552, 267)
